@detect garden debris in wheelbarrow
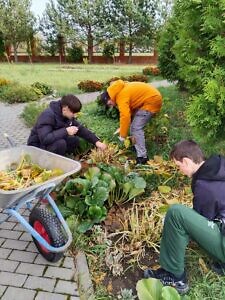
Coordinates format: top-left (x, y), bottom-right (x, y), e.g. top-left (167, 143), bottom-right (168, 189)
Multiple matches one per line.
top-left (0, 154), bottom-right (64, 191)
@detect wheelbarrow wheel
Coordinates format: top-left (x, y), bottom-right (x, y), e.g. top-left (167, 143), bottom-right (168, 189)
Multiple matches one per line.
top-left (29, 207), bottom-right (66, 262)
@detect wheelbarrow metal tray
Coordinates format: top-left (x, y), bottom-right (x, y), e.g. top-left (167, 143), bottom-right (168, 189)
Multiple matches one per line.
top-left (0, 146), bottom-right (81, 209)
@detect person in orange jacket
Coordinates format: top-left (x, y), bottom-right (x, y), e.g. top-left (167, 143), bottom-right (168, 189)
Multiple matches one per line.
top-left (101, 80), bottom-right (162, 164)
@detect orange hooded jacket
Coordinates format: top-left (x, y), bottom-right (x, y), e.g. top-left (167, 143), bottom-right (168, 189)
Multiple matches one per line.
top-left (107, 80), bottom-right (162, 138)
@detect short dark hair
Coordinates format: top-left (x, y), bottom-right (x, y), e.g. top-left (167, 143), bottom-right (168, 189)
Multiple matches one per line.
top-left (170, 140), bottom-right (205, 164)
top-left (61, 94), bottom-right (82, 113)
top-left (100, 91), bottom-right (110, 106)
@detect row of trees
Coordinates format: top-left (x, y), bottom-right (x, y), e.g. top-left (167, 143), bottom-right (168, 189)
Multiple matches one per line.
top-left (158, 0), bottom-right (225, 141)
top-left (0, 0), bottom-right (173, 63)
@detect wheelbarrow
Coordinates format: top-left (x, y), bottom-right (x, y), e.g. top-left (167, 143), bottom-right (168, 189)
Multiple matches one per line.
top-left (0, 145), bottom-right (81, 262)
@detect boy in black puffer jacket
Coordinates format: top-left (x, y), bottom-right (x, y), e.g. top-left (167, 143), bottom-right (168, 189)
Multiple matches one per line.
top-left (28, 94), bottom-right (106, 155)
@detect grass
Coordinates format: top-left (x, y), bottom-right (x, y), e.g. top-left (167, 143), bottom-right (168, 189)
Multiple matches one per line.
top-left (0, 63), bottom-right (162, 96)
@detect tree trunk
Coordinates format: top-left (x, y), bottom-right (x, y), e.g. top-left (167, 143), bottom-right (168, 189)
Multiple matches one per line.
top-left (128, 41), bottom-right (133, 64)
top-left (119, 40), bottom-right (125, 63)
top-left (87, 32), bottom-right (93, 63)
top-left (13, 43), bottom-right (18, 63)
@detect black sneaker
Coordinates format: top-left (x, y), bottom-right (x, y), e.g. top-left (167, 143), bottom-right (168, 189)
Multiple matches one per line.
top-left (144, 268), bottom-right (189, 294)
top-left (136, 157), bottom-right (148, 164)
top-left (211, 261), bottom-right (225, 275)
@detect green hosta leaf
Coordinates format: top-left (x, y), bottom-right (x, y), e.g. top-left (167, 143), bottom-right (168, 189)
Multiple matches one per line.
top-left (65, 196), bottom-right (76, 209)
top-left (90, 176), bottom-right (99, 188)
top-left (158, 185), bottom-right (172, 194)
top-left (133, 176), bottom-right (146, 189)
top-left (123, 182), bottom-right (132, 195)
top-left (100, 172), bottom-right (116, 190)
top-left (136, 278), bottom-right (163, 300)
top-left (88, 205), bottom-right (103, 220)
top-left (162, 286), bottom-right (181, 300)
top-left (92, 187), bottom-right (109, 205)
top-left (77, 220), bottom-right (94, 233)
top-left (84, 195), bottom-right (96, 206)
top-left (128, 188), bottom-right (145, 200)
top-left (84, 167), bottom-right (101, 180)
top-left (72, 178), bottom-right (90, 194)
top-left (66, 215), bottom-right (78, 231)
top-left (58, 204), bottom-right (73, 218)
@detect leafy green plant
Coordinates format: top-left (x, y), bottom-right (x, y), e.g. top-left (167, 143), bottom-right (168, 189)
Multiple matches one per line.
top-left (136, 278), bottom-right (180, 300)
top-left (21, 102), bottom-right (47, 127)
top-left (31, 81), bottom-right (54, 95)
top-left (0, 83), bottom-right (40, 103)
top-left (98, 164), bottom-right (146, 207)
top-left (58, 166), bottom-right (115, 233)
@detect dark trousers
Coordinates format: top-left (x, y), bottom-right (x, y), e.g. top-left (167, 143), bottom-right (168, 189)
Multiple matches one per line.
top-left (159, 204), bottom-right (225, 277)
top-left (45, 136), bottom-right (80, 156)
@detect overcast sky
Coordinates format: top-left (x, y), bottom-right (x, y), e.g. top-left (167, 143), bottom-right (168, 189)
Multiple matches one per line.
top-left (31, 0), bottom-right (55, 17)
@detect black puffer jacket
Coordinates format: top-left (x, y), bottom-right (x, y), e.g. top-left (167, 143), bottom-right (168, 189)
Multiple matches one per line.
top-left (27, 100), bottom-right (99, 147)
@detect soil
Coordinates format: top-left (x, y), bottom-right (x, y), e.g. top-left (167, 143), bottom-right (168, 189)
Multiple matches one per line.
top-left (100, 249), bottom-right (159, 297)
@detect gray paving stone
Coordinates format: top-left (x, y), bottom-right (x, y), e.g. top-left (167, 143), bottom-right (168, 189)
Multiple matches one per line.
top-left (16, 262), bottom-right (45, 276)
top-left (0, 258), bottom-right (19, 272)
top-left (0, 237), bottom-right (6, 246)
top-left (2, 239), bottom-right (29, 250)
top-left (0, 271), bottom-right (27, 287)
top-left (0, 248), bottom-right (12, 259)
top-left (0, 221), bottom-right (16, 230)
top-left (35, 291), bottom-right (67, 300)
top-left (8, 249), bottom-right (37, 263)
top-left (0, 285), bottom-right (7, 298)
top-left (26, 242), bottom-right (39, 253)
top-left (34, 254), bottom-right (63, 266)
top-left (24, 275), bottom-right (56, 292)
top-left (54, 280), bottom-right (78, 296)
top-left (19, 232), bottom-right (33, 241)
top-left (70, 297), bottom-right (80, 300)
top-left (0, 229), bottom-right (22, 239)
top-left (1, 287), bottom-right (36, 300)
top-left (44, 266), bottom-right (75, 280)
top-left (13, 222), bottom-right (27, 231)
top-left (63, 256), bottom-right (75, 269)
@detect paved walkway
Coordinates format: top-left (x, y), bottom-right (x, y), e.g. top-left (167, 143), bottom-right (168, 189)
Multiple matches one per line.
top-left (0, 80), bottom-right (172, 299)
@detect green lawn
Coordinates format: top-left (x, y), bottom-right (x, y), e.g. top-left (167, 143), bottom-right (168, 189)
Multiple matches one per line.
top-left (0, 63), bottom-right (159, 96)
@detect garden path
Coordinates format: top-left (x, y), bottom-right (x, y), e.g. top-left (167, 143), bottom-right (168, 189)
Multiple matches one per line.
top-left (0, 79), bottom-right (171, 299)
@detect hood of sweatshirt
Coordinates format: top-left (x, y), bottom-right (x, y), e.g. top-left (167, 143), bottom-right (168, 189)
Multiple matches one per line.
top-left (107, 80), bottom-right (125, 102)
top-left (193, 155), bottom-right (225, 182)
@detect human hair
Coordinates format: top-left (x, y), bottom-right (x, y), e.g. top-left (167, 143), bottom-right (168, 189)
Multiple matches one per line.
top-left (170, 140), bottom-right (205, 164)
top-left (61, 94), bottom-right (82, 113)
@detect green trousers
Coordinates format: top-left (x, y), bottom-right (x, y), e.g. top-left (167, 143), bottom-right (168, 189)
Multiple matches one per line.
top-left (159, 204), bottom-right (225, 277)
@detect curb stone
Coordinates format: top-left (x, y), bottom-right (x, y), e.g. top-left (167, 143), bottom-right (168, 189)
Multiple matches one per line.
top-left (75, 251), bottom-right (95, 300)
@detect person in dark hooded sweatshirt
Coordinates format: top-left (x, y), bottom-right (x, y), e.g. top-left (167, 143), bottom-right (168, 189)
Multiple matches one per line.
top-left (144, 140), bottom-right (225, 294)
top-left (27, 94), bottom-right (107, 155)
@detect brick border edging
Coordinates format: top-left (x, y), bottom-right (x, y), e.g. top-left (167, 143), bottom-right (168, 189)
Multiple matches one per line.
top-left (75, 251), bottom-right (95, 300)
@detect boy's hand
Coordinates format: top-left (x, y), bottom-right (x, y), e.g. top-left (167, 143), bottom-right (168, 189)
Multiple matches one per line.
top-left (95, 141), bottom-right (107, 150)
top-left (66, 126), bottom-right (79, 135)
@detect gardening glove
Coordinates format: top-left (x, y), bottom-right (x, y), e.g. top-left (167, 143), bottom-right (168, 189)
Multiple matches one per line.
top-left (113, 128), bottom-right (120, 135)
top-left (118, 136), bottom-right (125, 142)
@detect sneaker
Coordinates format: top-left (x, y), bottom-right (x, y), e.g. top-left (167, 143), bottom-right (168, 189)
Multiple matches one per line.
top-left (136, 157), bottom-right (148, 164)
top-left (211, 261), bottom-right (225, 275)
top-left (144, 267), bottom-right (189, 294)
